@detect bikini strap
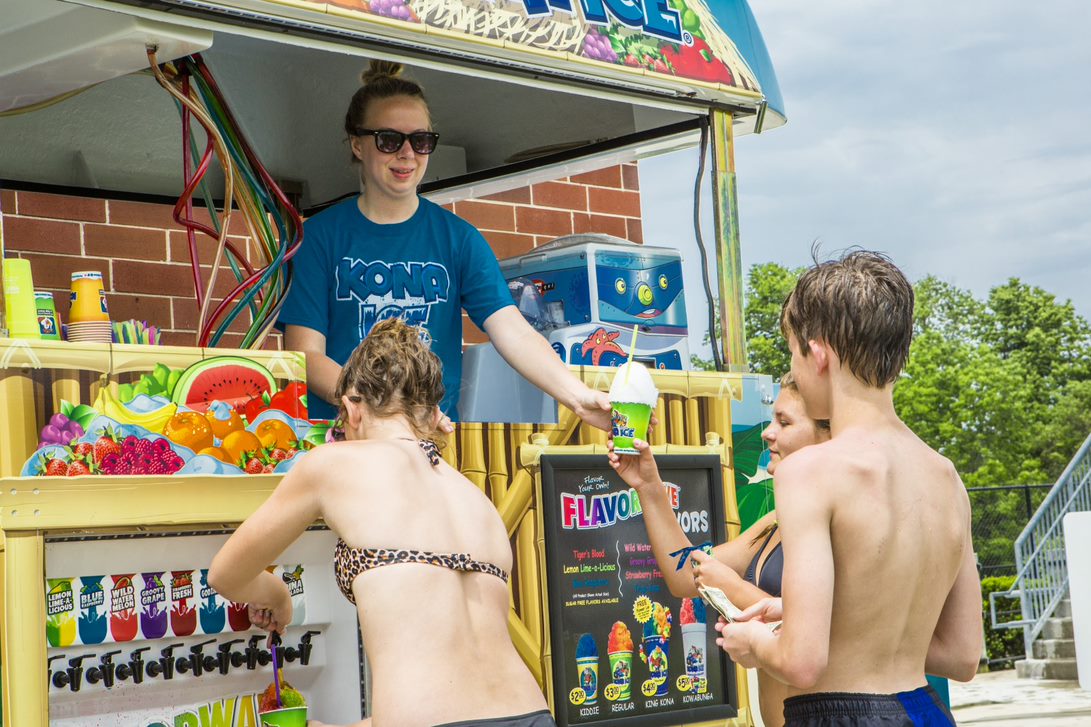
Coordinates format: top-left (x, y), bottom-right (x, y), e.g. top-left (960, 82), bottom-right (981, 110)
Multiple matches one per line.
top-left (418, 439), bottom-right (441, 466)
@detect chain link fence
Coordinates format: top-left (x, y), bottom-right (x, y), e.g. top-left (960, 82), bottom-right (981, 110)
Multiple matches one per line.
top-left (969, 484), bottom-right (1052, 577)
top-left (969, 483), bottom-right (1053, 668)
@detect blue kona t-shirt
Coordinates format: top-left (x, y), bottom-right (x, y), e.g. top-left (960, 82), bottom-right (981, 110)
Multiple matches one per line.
top-left (278, 196), bottom-right (513, 420)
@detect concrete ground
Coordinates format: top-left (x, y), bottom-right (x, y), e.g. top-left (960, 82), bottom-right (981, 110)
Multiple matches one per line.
top-left (951, 669), bottom-right (1091, 725)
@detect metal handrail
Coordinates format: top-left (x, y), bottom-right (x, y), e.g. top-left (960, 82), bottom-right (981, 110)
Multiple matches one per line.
top-left (991, 432), bottom-right (1091, 655)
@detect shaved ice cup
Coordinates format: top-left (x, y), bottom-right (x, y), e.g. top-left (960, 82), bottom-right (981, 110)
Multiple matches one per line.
top-left (608, 650), bottom-right (633, 700)
top-left (260, 707), bottom-right (308, 727)
top-left (611, 402), bottom-right (652, 455)
top-left (576, 655), bottom-right (599, 704)
top-left (681, 623), bottom-right (708, 693)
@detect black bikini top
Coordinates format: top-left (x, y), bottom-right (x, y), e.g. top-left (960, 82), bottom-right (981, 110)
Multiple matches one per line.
top-left (333, 439), bottom-right (509, 605)
top-left (744, 523), bottom-right (783, 598)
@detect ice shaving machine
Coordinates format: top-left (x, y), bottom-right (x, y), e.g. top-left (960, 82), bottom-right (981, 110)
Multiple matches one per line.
top-left (459, 234), bottom-right (689, 423)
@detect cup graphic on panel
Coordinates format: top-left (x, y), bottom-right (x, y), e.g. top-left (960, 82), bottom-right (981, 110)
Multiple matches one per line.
top-left (639, 602), bottom-right (672, 697)
top-left (78, 576), bottom-right (108, 645)
top-left (607, 621), bottom-right (634, 700)
top-left (575, 633), bottom-right (599, 705)
top-left (110, 574), bottom-right (138, 642)
top-left (170, 570), bottom-right (197, 637)
top-left (680, 597), bottom-right (708, 693)
top-left (46, 578), bottom-right (77, 648)
top-left (198, 568), bottom-right (226, 635)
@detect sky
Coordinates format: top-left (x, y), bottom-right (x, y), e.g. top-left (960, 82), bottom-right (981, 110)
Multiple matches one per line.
top-left (639, 0), bottom-right (1091, 359)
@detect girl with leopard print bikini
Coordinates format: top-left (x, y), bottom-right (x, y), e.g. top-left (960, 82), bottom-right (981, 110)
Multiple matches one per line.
top-left (209, 318), bottom-right (555, 727)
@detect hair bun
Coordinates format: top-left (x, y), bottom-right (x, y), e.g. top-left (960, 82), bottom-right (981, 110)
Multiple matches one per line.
top-left (361, 60), bottom-right (404, 85)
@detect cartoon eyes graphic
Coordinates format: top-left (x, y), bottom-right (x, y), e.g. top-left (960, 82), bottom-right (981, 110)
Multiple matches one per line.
top-left (659, 274), bottom-right (669, 290)
top-left (638, 283), bottom-right (653, 306)
top-left (615, 278), bottom-right (626, 294)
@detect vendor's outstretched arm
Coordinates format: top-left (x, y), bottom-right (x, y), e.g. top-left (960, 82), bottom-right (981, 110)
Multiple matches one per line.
top-left (285, 325), bottom-right (346, 407)
top-left (484, 306), bottom-right (612, 430)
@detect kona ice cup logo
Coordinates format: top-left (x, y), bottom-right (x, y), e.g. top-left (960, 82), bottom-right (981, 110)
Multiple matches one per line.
top-left (518, 0), bottom-right (684, 44)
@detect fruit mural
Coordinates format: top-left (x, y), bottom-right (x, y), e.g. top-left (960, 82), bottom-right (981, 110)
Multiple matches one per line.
top-left (318, 0), bottom-right (758, 92)
top-left (24, 357), bottom-right (331, 478)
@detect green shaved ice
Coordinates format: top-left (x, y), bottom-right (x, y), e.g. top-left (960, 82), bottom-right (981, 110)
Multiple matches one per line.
top-left (281, 688), bottom-right (305, 707)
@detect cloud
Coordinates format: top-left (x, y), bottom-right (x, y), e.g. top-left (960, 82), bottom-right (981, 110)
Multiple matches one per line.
top-left (641, 0), bottom-right (1091, 342)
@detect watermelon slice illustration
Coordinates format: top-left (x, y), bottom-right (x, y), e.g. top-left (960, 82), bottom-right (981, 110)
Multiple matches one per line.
top-left (171, 357), bottom-right (276, 413)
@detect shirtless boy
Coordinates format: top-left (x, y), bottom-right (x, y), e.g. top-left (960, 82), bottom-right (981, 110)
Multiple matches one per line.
top-left (717, 250), bottom-right (983, 726)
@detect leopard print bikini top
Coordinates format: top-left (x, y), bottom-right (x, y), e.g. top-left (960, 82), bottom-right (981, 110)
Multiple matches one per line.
top-left (333, 438), bottom-right (510, 605)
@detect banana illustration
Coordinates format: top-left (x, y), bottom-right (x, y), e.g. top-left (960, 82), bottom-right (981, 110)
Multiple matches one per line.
top-left (93, 388), bottom-right (178, 434)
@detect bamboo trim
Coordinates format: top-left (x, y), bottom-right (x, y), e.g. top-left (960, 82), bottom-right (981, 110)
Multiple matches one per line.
top-left (1, 530), bottom-right (48, 726)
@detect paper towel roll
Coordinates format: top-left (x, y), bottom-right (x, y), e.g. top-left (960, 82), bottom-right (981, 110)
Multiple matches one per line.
top-left (3, 258), bottom-right (40, 340)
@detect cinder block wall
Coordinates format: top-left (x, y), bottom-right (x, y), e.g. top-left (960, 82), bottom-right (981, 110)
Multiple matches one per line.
top-left (0, 163), bottom-right (641, 348)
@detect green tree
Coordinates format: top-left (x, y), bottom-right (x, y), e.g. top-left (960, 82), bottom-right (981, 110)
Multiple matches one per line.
top-left (979, 279), bottom-right (1091, 393)
top-left (743, 262), bottom-right (802, 376)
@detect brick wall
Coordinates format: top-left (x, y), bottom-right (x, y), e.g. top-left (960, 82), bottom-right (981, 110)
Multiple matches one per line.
top-left (0, 162), bottom-right (641, 349)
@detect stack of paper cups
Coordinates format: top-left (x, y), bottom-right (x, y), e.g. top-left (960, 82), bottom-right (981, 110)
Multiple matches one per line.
top-left (68, 271), bottom-right (111, 343)
top-left (3, 258), bottom-right (41, 340)
top-left (35, 291), bottom-right (61, 340)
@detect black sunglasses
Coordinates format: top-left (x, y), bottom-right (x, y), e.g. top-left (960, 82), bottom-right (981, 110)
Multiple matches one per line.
top-left (355, 128), bottom-right (440, 155)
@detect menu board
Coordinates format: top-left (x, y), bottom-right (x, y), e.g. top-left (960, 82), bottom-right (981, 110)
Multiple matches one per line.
top-left (540, 455), bottom-right (737, 727)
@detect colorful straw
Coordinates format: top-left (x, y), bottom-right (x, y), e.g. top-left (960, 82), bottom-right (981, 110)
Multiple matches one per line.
top-left (624, 324), bottom-right (640, 383)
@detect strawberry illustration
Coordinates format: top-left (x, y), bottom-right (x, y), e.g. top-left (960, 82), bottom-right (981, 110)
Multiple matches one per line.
top-left (94, 436), bottom-right (122, 465)
top-left (624, 54), bottom-right (642, 68)
top-left (73, 442), bottom-right (94, 461)
top-left (244, 457), bottom-right (265, 475)
top-left (67, 461), bottom-right (91, 477)
top-left (44, 458), bottom-right (69, 477)
top-left (270, 448), bottom-right (290, 461)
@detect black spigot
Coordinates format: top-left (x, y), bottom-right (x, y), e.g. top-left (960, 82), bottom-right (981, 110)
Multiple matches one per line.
top-left (159, 642), bottom-right (185, 680)
top-left (48, 655), bottom-right (67, 689)
top-left (257, 649), bottom-right (272, 666)
top-left (217, 638), bottom-right (244, 675)
top-left (187, 638), bottom-right (216, 677)
top-left (65, 653), bottom-right (97, 692)
top-left (246, 634), bottom-right (265, 670)
top-left (299, 630), bottom-right (320, 666)
top-left (129, 646), bottom-right (150, 684)
top-left (85, 649), bottom-right (122, 689)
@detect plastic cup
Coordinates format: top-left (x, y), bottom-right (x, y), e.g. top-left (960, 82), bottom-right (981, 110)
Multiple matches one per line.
top-left (34, 291), bottom-right (60, 340)
top-left (611, 401), bottom-right (652, 455)
top-left (681, 623), bottom-right (708, 694)
top-left (608, 650), bottom-right (633, 700)
top-left (3, 258), bottom-right (40, 340)
top-left (69, 271), bottom-right (109, 323)
top-left (576, 655), bottom-right (599, 704)
top-left (642, 634), bottom-right (670, 696)
top-left (260, 707), bottom-right (308, 727)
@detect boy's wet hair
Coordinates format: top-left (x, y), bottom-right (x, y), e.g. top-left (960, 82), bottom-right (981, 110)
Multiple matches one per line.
top-left (780, 249), bottom-right (913, 387)
top-left (335, 317), bottom-right (446, 444)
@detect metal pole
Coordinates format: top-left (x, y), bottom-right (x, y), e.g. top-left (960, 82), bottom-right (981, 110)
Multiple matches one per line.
top-left (709, 110), bottom-right (747, 371)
